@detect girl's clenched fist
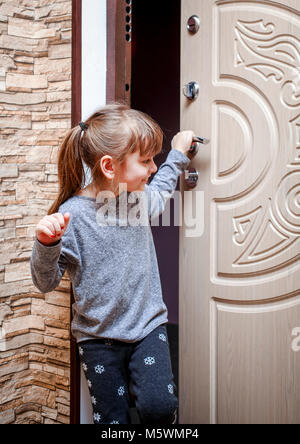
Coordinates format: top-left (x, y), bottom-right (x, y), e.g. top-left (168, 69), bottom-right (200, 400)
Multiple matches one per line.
top-left (36, 212), bottom-right (71, 246)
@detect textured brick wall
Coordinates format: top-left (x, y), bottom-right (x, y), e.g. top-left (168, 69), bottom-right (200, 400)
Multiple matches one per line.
top-left (0, 0), bottom-right (72, 424)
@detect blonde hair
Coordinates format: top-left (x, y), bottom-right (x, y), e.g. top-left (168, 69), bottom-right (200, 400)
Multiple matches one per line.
top-left (48, 102), bottom-right (164, 215)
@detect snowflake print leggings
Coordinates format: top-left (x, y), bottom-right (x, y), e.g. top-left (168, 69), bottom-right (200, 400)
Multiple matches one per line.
top-left (78, 323), bottom-right (178, 425)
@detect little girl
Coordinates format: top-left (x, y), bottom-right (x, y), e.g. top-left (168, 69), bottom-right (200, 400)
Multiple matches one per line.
top-left (30, 102), bottom-right (195, 425)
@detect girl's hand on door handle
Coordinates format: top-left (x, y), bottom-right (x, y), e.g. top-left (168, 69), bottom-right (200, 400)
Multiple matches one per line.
top-left (171, 130), bottom-right (196, 159)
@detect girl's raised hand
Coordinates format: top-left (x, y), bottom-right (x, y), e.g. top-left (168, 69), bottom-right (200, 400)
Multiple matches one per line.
top-left (171, 130), bottom-right (196, 158)
top-left (36, 212), bottom-right (71, 246)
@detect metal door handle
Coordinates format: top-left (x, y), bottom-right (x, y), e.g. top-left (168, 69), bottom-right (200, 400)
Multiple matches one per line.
top-left (184, 168), bottom-right (199, 189)
top-left (187, 15), bottom-right (200, 34)
top-left (183, 81), bottom-right (200, 100)
top-left (189, 136), bottom-right (210, 155)
top-left (184, 137), bottom-right (210, 188)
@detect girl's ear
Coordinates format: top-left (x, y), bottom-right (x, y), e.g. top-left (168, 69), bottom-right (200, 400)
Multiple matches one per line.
top-left (98, 156), bottom-right (114, 178)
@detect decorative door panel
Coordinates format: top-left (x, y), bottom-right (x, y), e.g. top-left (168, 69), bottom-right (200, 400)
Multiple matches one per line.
top-left (179, 0), bottom-right (300, 424)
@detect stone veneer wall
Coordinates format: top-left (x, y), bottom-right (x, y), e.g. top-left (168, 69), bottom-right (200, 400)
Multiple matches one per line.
top-left (0, 0), bottom-right (72, 424)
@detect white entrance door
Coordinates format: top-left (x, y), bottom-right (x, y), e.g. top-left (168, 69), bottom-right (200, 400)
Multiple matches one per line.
top-left (179, 0), bottom-right (300, 424)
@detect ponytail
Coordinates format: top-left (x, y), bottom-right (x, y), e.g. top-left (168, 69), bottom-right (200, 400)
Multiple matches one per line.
top-left (48, 125), bottom-right (86, 215)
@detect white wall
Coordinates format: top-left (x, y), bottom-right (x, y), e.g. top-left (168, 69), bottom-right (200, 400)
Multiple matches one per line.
top-left (80, 0), bottom-right (107, 424)
top-left (82, 0), bottom-right (107, 121)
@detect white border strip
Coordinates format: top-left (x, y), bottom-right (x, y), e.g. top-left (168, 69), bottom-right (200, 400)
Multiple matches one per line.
top-left (80, 0), bottom-right (107, 424)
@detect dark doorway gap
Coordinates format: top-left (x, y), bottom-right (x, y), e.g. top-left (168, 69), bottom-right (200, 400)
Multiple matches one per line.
top-left (131, 0), bottom-right (181, 410)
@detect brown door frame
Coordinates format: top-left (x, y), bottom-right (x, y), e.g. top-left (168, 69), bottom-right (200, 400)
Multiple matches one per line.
top-left (70, 0), bottom-right (132, 423)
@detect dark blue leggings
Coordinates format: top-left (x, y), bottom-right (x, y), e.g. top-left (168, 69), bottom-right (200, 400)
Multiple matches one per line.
top-left (78, 323), bottom-right (178, 424)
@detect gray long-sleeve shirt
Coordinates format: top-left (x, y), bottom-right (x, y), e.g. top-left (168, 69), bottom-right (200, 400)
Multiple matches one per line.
top-left (30, 149), bottom-right (190, 343)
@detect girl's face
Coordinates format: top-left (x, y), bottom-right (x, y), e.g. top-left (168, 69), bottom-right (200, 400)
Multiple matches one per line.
top-left (117, 149), bottom-right (158, 192)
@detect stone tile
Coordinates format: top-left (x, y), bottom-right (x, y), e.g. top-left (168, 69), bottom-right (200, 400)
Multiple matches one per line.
top-left (31, 299), bottom-right (70, 323)
top-left (6, 73), bottom-right (47, 90)
top-left (0, 332), bottom-right (43, 352)
top-left (4, 261), bottom-right (31, 283)
top-left (8, 17), bottom-right (56, 39)
top-left (0, 35), bottom-right (47, 52)
top-left (0, 409), bottom-right (15, 424)
top-left (48, 43), bottom-right (71, 59)
top-left (0, 164), bottom-right (18, 178)
top-left (0, 356), bottom-right (28, 377)
top-left (34, 58), bottom-right (70, 75)
top-left (0, 92), bottom-right (46, 105)
top-left (2, 315), bottom-right (44, 337)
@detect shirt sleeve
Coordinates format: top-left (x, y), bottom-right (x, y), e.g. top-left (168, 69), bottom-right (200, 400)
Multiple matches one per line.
top-left (30, 211), bottom-right (79, 293)
top-left (145, 149), bottom-right (191, 218)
